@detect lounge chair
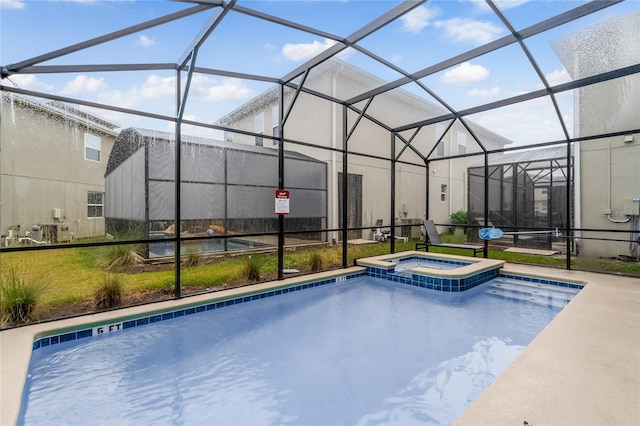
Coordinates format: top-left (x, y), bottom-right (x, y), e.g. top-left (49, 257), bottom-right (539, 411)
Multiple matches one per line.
top-left (415, 219), bottom-right (485, 257)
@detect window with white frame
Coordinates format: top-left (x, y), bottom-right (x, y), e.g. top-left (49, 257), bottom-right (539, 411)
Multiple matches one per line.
top-left (84, 133), bottom-right (101, 162)
top-left (255, 112), bottom-right (264, 147)
top-left (436, 140), bottom-right (444, 157)
top-left (457, 132), bottom-right (467, 155)
top-left (87, 191), bottom-right (104, 218)
top-left (440, 184), bottom-right (447, 202)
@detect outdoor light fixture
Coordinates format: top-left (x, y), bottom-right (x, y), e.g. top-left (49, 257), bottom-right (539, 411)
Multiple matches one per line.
top-left (623, 135), bottom-right (634, 143)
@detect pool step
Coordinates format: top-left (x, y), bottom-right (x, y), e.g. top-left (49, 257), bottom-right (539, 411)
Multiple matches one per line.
top-left (486, 279), bottom-right (579, 308)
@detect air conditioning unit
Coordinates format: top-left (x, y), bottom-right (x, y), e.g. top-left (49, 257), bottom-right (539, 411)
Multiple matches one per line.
top-left (41, 223), bottom-right (72, 243)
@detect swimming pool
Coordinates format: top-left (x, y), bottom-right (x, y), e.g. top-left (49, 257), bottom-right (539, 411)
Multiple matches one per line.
top-left (148, 237), bottom-right (270, 257)
top-left (19, 270), bottom-right (582, 425)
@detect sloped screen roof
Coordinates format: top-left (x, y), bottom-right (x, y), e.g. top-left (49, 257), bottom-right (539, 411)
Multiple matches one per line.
top-left (1, 0), bottom-right (639, 157)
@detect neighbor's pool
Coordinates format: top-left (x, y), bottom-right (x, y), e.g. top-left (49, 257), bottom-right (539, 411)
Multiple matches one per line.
top-left (149, 238), bottom-right (269, 257)
top-left (19, 272), bottom-right (581, 425)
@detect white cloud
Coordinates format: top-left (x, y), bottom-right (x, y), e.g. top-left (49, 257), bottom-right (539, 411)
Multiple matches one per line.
top-left (473, 96), bottom-right (573, 145)
top-left (1, 74), bottom-right (54, 92)
top-left (545, 68), bottom-right (572, 86)
top-left (61, 75), bottom-right (108, 94)
top-left (137, 35), bottom-right (156, 47)
top-left (440, 62), bottom-right (489, 85)
top-left (468, 86), bottom-right (500, 97)
top-left (141, 74), bottom-right (174, 98)
top-left (434, 18), bottom-right (504, 45)
top-left (0, 0), bottom-right (25, 9)
top-left (400, 5), bottom-right (440, 34)
top-left (188, 75), bottom-right (254, 102)
top-left (282, 38), bottom-right (336, 61)
top-left (391, 53), bottom-right (403, 63)
top-left (470, 0), bottom-right (532, 12)
top-left (263, 43), bottom-right (276, 51)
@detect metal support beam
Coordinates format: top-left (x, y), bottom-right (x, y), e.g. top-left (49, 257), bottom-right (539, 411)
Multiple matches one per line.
top-left (278, 83), bottom-right (285, 280)
top-left (342, 104), bottom-right (349, 268)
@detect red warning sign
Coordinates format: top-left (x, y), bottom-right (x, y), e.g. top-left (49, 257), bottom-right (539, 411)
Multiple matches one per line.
top-left (275, 189), bottom-right (290, 215)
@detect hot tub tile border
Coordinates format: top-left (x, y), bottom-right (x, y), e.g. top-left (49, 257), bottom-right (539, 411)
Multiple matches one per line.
top-left (364, 265), bottom-right (500, 291)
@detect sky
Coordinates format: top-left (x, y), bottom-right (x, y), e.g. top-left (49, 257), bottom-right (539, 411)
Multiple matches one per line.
top-left (1, 0), bottom-right (638, 146)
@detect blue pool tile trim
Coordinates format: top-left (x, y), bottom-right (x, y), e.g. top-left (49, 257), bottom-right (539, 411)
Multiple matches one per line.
top-left (31, 269), bottom-right (583, 352)
top-left (32, 273), bottom-right (366, 351)
top-left (499, 273), bottom-right (584, 289)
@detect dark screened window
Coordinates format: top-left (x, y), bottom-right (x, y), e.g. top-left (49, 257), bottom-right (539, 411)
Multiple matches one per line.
top-left (88, 191), bottom-right (104, 218)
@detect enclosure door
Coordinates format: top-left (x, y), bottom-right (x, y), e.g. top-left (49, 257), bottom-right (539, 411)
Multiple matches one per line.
top-left (338, 173), bottom-right (362, 240)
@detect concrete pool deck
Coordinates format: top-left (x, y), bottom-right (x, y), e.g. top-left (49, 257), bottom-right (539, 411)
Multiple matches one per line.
top-left (1, 264), bottom-right (638, 425)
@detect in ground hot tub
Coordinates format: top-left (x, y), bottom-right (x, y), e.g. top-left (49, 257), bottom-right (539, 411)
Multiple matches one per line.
top-left (356, 251), bottom-right (505, 292)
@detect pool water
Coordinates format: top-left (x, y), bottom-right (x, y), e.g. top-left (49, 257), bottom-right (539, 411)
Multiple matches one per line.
top-left (19, 276), bottom-right (579, 425)
top-left (149, 238), bottom-right (268, 257)
top-left (393, 258), bottom-right (468, 272)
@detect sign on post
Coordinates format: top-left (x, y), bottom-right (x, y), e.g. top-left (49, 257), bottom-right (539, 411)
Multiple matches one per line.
top-left (275, 189), bottom-right (290, 215)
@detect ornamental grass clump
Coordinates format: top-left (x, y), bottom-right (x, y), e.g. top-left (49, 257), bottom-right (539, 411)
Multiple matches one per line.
top-left (94, 273), bottom-right (123, 310)
top-left (309, 252), bottom-right (324, 272)
top-left (106, 245), bottom-right (138, 272)
top-left (181, 250), bottom-right (201, 268)
top-left (241, 256), bottom-right (262, 281)
top-left (0, 264), bottom-right (44, 324)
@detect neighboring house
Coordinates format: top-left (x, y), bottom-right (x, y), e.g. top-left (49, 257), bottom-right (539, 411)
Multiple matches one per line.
top-left (0, 93), bottom-right (119, 243)
top-left (553, 9), bottom-right (640, 258)
top-left (104, 127), bottom-right (327, 255)
top-left (214, 59), bottom-right (512, 240)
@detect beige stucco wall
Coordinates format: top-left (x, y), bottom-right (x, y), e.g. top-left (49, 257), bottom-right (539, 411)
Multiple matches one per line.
top-left (1, 95), bottom-right (117, 241)
top-left (217, 62), bottom-right (509, 239)
top-left (576, 66), bottom-right (640, 258)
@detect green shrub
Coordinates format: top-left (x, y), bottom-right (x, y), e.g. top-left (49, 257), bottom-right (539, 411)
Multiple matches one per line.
top-left (106, 245), bottom-right (138, 271)
top-left (241, 256), bottom-right (261, 281)
top-left (0, 265), bottom-right (44, 324)
top-left (449, 210), bottom-right (468, 233)
top-left (94, 274), bottom-right (123, 310)
top-left (309, 252), bottom-right (324, 272)
top-left (181, 250), bottom-right (201, 268)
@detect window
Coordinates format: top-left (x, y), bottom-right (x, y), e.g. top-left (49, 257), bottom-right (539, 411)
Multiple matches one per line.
top-left (272, 105), bottom-right (280, 145)
top-left (84, 133), bottom-right (101, 162)
top-left (440, 184), bottom-right (447, 202)
top-left (436, 140), bottom-right (444, 157)
top-left (457, 132), bottom-right (467, 155)
top-left (254, 112), bottom-right (264, 147)
top-left (87, 191), bottom-right (104, 218)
